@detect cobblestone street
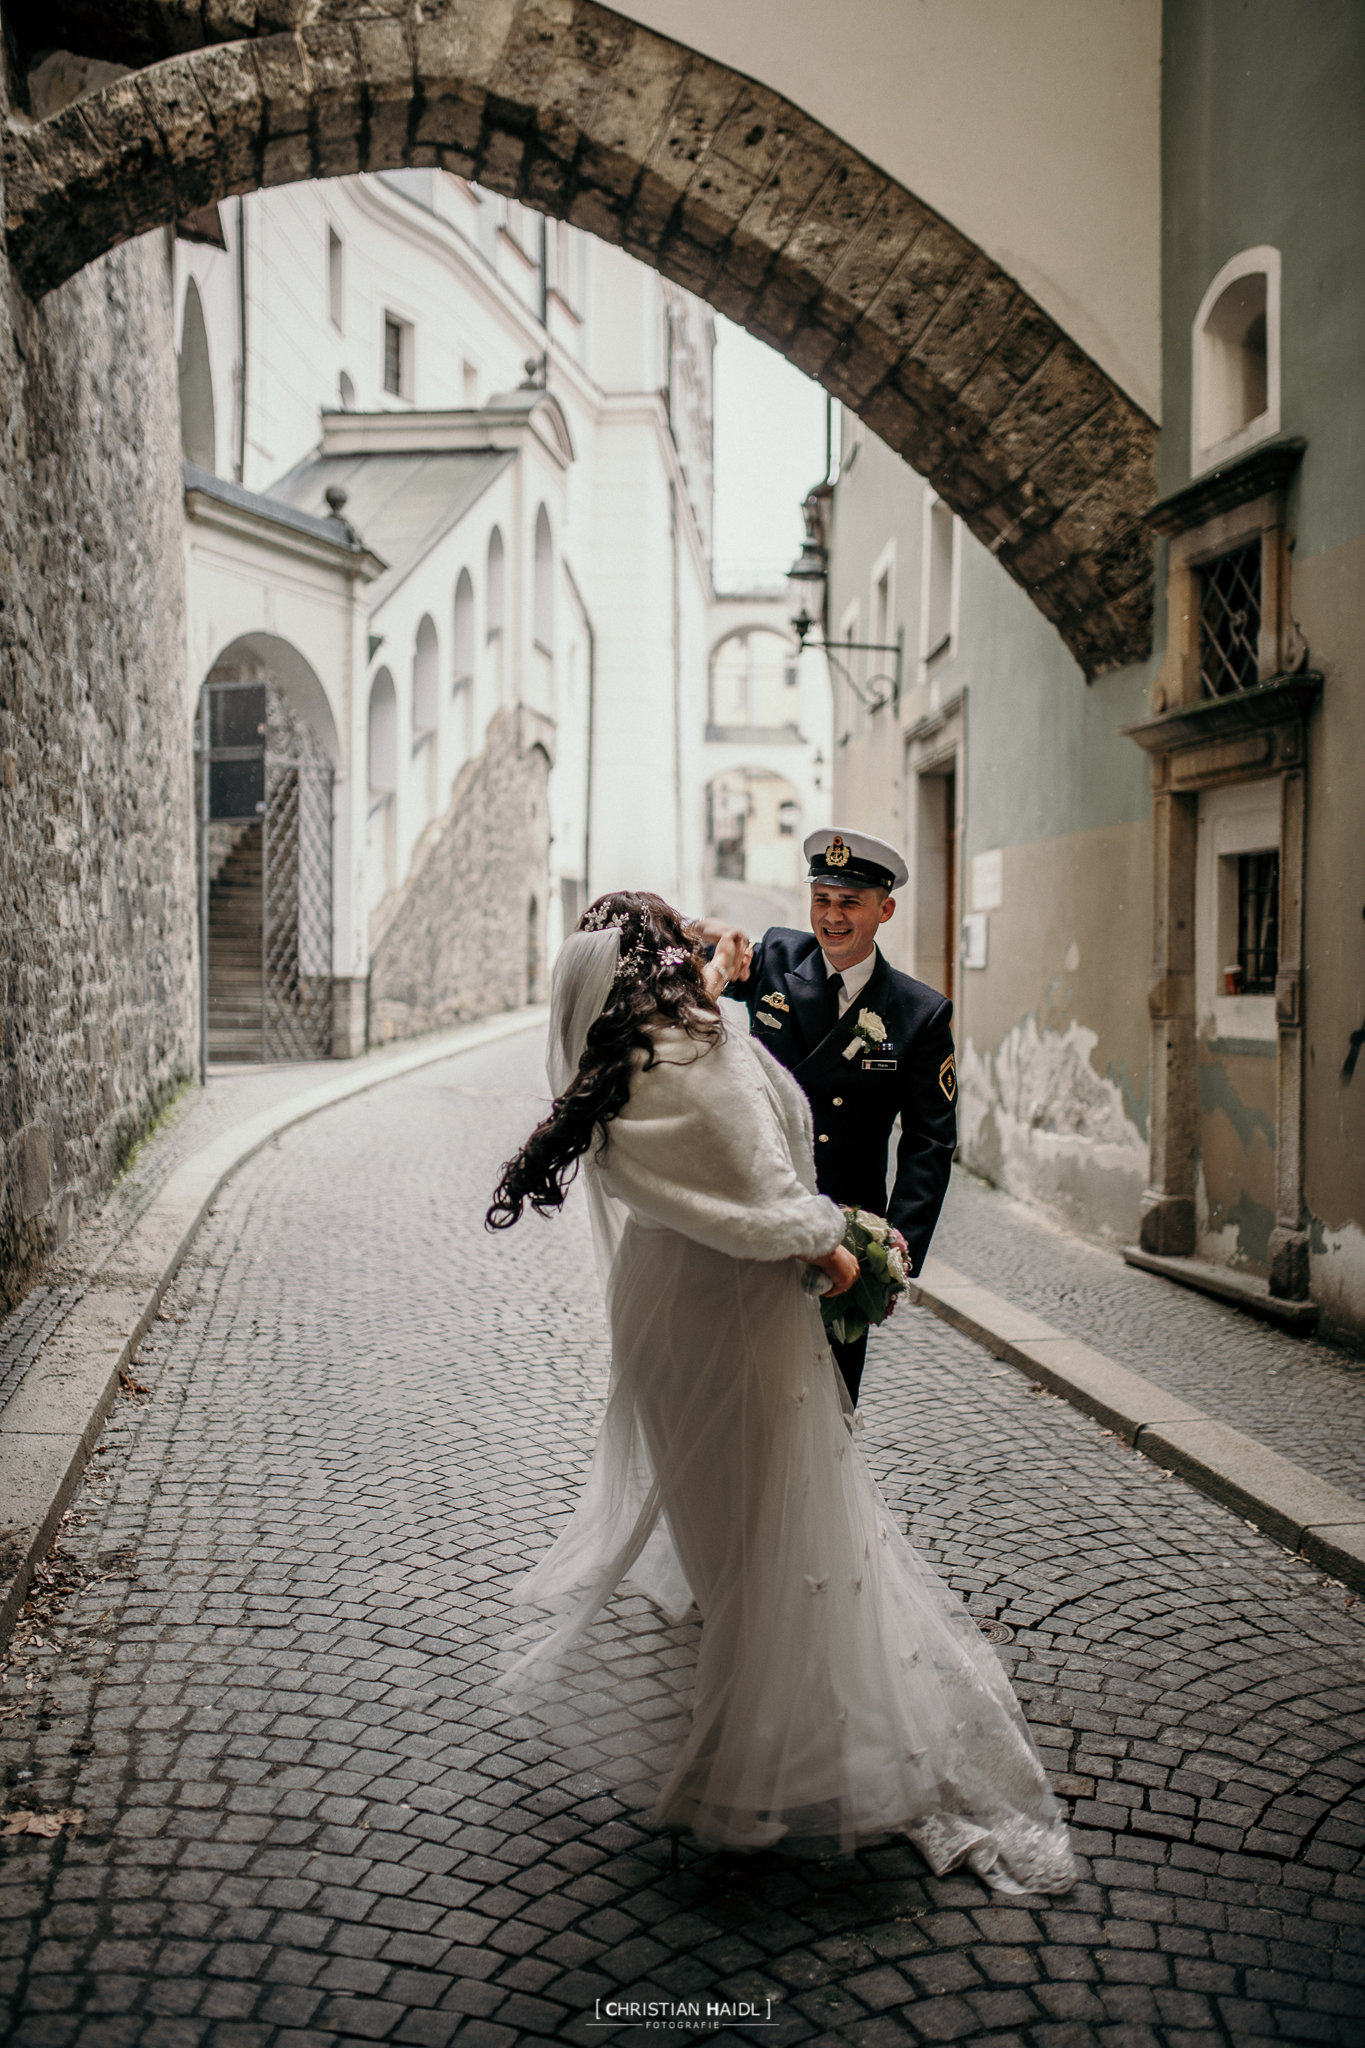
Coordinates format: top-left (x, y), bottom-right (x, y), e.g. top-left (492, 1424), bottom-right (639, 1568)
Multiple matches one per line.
top-left (2, 1030), bottom-right (1363, 2048)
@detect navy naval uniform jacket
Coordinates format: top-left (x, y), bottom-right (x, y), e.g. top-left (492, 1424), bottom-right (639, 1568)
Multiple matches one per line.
top-left (726, 930), bottom-right (957, 1280)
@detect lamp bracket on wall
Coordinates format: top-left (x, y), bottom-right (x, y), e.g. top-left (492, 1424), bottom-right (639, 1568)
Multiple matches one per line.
top-left (793, 615), bottom-right (903, 713)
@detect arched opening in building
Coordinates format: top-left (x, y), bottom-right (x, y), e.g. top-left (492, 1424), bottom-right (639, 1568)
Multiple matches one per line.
top-left (6, 3), bottom-right (1158, 680)
top-left (196, 643), bottom-right (335, 1064)
top-left (708, 629), bottom-right (801, 738)
top-left (486, 526), bottom-right (506, 705)
top-left (1192, 247), bottom-right (1280, 474)
top-left (526, 894), bottom-right (542, 1005)
top-left (367, 667), bottom-right (398, 907)
top-left (412, 614), bottom-right (439, 823)
top-left (452, 568), bottom-right (475, 772)
top-left (531, 504), bottom-right (554, 712)
top-left (178, 275), bottom-right (215, 472)
top-left (705, 767), bottom-right (805, 935)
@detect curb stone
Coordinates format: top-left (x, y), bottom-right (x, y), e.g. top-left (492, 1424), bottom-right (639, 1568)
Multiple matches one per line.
top-left (0, 1006), bottom-right (549, 1648)
top-left (910, 1255), bottom-right (1365, 1594)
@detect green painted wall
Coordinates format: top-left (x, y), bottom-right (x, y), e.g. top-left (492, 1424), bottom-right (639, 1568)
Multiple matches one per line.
top-left (827, 426), bottom-right (1155, 861)
top-left (1161, 0), bottom-right (1365, 558)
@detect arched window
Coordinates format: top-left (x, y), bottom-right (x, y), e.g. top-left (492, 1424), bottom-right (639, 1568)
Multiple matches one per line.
top-left (533, 505), bottom-right (554, 652)
top-left (338, 370), bottom-right (356, 412)
top-left (367, 667), bottom-right (397, 898)
top-left (452, 569), bottom-right (475, 770)
top-left (1192, 247), bottom-right (1281, 476)
top-left (486, 526), bottom-right (505, 706)
top-left (412, 616), bottom-right (439, 822)
top-left (453, 570), bottom-right (476, 681)
top-left (708, 628), bottom-right (800, 734)
top-left (178, 276), bottom-right (215, 472)
top-left (486, 528), bottom-right (505, 640)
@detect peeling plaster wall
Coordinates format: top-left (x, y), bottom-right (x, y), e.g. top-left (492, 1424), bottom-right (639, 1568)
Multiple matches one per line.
top-left (959, 1016), bottom-right (1149, 1242)
top-left (952, 821), bottom-right (1152, 1243)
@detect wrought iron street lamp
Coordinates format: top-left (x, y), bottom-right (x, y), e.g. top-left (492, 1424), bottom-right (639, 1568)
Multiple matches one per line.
top-left (786, 526), bottom-right (903, 714)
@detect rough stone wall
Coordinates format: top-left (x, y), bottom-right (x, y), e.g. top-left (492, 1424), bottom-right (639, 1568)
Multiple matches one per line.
top-left (0, 195), bottom-right (197, 1307)
top-left (368, 709), bottom-right (551, 1043)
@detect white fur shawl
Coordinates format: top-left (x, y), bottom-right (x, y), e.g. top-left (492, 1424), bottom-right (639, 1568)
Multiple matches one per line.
top-left (595, 1020), bottom-right (844, 1263)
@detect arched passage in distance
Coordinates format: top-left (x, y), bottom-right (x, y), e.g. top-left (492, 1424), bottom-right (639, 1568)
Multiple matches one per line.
top-left (3, 0), bottom-right (1156, 677)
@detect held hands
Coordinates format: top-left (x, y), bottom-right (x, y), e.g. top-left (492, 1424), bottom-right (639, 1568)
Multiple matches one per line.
top-left (805, 1244), bottom-right (860, 1297)
top-left (700, 925), bottom-right (753, 1000)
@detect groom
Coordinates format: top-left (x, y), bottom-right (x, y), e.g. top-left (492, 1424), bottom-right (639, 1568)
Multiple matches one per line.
top-left (695, 828), bottom-right (957, 1405)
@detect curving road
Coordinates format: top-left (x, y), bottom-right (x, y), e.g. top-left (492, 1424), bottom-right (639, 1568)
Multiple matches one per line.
top-left (1, 1028), bottom-right (1362, 2047)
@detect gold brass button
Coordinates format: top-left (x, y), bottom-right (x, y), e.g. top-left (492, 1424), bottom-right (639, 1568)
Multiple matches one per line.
top-left (818, 1133), bottom-right (829, 1143)
top-left (832, 1097), bottom-right (843, 1106)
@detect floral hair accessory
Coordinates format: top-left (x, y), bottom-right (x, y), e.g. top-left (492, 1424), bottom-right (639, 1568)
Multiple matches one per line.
top-left (582, 903), bottom-right (629, 934)
top-left (658, 946), bottom-right (688, 969)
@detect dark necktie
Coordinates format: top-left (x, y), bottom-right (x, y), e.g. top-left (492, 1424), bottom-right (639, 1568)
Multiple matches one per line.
top-left (825, 973), bottom-right (844, 1037)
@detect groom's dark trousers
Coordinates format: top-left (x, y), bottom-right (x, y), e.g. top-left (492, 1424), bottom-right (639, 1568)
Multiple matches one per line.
top-left (725, 929), bottom-right (958, 1406)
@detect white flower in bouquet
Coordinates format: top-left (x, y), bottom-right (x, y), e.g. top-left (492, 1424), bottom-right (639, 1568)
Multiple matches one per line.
top-left (855, 1209), bottom-right (890, 1242)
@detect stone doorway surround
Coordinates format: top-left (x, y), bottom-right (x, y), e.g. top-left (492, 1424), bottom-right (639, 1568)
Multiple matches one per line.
top-left (1122, 439), bottom-right (1321, 1312)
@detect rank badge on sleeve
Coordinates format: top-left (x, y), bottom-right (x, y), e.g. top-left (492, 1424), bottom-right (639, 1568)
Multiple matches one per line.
top-left (939, 1053), bottom-right (957, 1102)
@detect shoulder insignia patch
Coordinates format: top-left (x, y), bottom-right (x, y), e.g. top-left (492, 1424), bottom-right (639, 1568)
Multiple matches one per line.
top-left (939, 1053), bottom-right (957, 1102)
top-left (757, 1011), bottom-right (784, 1030)
top-left (762, 992), bottom-right (790, 1012)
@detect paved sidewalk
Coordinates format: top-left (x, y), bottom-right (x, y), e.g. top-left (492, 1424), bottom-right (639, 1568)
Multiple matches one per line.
top-left (2, 1056), bottom-right (411, 1419)
top-left (932, 1171), bottom-right (1365, 1504)
top-left (0, 1015), bottom-right (548, 1647)
top-left (1, 1032), bottom-right (1362, 2048)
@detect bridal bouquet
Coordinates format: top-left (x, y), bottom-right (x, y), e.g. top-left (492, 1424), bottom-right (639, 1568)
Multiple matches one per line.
top-left (820, 1207), bottom-right (911, 1345)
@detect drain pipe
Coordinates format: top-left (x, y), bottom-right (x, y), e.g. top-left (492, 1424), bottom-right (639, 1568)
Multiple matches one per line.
top-left (234, 195), bottom-right (247, 483)
top-left (564, 560), bottom-right (596, 899)
top-left (197, 693), bottom-right (210, 1085)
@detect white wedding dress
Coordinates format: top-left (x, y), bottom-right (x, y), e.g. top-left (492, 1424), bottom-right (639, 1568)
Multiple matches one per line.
top-left (503, 930), bottom-right (1075, 1895)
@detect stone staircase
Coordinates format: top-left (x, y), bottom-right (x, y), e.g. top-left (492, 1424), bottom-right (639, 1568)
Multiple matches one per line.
top-left (207, 823), bottom-right (263, 1062)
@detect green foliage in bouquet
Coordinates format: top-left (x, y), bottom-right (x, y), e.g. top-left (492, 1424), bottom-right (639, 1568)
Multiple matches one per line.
top-left (820, 1207), bottom-right (911, 1346)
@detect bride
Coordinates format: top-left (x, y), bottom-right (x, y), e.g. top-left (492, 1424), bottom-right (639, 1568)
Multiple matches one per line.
top-left (487, 891), bottom-right (1075, 1895)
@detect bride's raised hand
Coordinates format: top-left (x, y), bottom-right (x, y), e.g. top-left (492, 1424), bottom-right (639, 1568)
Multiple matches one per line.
top-left (701, 926), bottom-right (752, 1000)
top-left (806, 1244), bottom-right (859, 1297)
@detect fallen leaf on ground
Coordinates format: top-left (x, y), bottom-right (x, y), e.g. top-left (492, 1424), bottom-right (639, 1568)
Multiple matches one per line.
top-left (3, 1808), bottom-right (85, 1837)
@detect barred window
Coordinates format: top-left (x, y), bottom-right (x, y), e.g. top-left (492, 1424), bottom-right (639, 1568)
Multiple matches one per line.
top-left (1199, 541), bottom-right (1261, 698)
top-left (1237, 850), bottom-right (1279, 994)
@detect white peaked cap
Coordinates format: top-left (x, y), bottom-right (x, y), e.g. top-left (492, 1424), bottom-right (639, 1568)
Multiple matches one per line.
top-left (803, 828), bottom-right (909, 892)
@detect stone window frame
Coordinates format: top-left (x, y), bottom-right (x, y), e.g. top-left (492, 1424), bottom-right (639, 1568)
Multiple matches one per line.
top-left (1123, 437), bottom-right (1322, 1309)
top-left (1149, 440), bottom-right (1307, 720)
top-left (1191, 245), bottom-right (1281, 479)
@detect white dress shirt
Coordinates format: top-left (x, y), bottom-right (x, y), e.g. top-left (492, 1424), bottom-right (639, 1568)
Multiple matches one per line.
top-left (822, 947), bottom-right (877, 1018)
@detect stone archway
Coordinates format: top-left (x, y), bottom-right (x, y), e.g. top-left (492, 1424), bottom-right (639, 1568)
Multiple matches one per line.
top-left (3, 0), bottom-right (1155, 678)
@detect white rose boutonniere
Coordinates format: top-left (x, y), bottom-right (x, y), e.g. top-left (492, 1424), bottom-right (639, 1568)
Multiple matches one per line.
top-left (843, 1006), bottom-right (887, 1061)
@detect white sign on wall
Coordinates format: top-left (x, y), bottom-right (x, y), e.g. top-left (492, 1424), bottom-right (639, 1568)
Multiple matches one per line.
top-left (961, 911), bottom-right (989, 971)
top-left (971, 847), bottom-right (1003, 910)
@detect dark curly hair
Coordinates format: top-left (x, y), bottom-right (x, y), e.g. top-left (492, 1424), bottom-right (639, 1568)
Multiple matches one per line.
top-left (485, 892), bottom-right (721, 1230)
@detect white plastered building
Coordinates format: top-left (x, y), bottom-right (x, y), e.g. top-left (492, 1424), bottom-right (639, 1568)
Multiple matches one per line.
top-left (174, 170), bottom-right (724, 1057)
